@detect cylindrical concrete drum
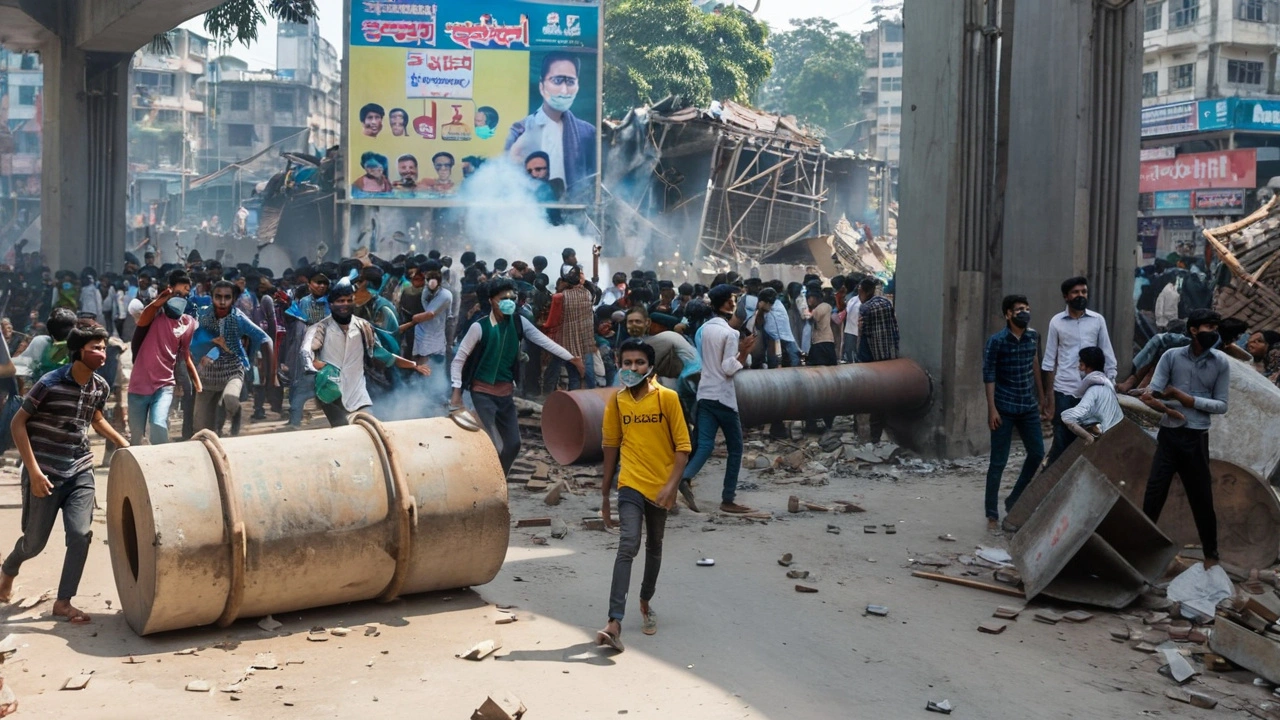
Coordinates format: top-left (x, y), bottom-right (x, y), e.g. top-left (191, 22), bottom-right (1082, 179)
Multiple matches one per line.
top-left (107, 415), bottom-right (509, 635)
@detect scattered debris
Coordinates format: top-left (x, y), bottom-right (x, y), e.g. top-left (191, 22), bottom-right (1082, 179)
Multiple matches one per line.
top-left (978, 621), bottom-right (1007, 634)
top-left (833, 501), bottom-right (865, 513)
top-left (910, 571), bottom-right (1026, 599)
top-left (582, 517), bottom-right (607, 531)
top-left (778, 553), bottom-right (793, 567)
top-left (307, 627), bottom-right (329, 642)
top-left (460, 640), bottom-right (502, 661)
top-left (174, 648), bottom-right (198, 656)
top-left (530, 535), bottom-right (548, 546)
top-left (1164, 687), bottom-right (1218, 709)
top-left (786, 570), bottom-right (809, 579)
top-left (251, 653), bottom-right (279, 670)
top-left (883, 524), bottom-right (897, 535)
top-left (550, 518), bottom-right (569, 539)
top-left (1211, 615), bottom-right (1280, 685)
top-left (122, 656), bottom-right (144, 664)
top-left (827, 525), bottom-right (841, 535)
top-left (62, 674), bottom-right (93, 691)
top-left (910, 554), bottom-right (951, 568)
top-left (1062, 610), bottom-right (1093, 623)
top-left (516, 517), bottom-right (552, 528)
top-left (938, 534), bottom-right (956, 542)
top-left (1159, 648), bottom-right (1199, 684)
top-left (975, 547), bottom-right (1012, 566)
top-left (863, 525), bottom-right (877, 534)
top-left (471, 693), bottom-right (527, 720)
top-left (257, 615), bottom-right (283, 632)
top-left (865, 604), bottom-right (889, 617)
top-left (1168, 563), bottom-right (1234, 622)
top-left (696, 558), bottom-right (716, 567)
top-left (544, 481), bottom-right (567, 506)
top-left (495, 615), bottom-right (518, 625)
top-left (795, 585), bottom-right (819, 594)
top-left (993, 606), bottom-right (1022, 620)
top-left (1034, 610), bottom-right (1063, 625)
top-left (186, 680), bottom-right (212, 693)
top-left (926, 699), bottom-right (953, 714)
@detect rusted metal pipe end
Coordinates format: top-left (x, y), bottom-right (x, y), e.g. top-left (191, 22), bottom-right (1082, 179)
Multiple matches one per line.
top-left (734, 358), bottom-right (933, 428)
top-left (542, 387), bottom-right (616, 465)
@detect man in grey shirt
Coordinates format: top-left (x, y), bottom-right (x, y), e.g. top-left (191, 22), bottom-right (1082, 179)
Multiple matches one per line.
top-left (1139, 308), bottom-right (1230, 566)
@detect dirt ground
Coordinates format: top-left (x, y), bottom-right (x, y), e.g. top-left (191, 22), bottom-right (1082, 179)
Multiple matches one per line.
top-left (0, 411), bottom-right (1275, 719)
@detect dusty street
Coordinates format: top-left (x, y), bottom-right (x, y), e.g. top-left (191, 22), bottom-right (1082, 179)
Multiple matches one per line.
top-left (0, 415), bottom-right (1271, 719)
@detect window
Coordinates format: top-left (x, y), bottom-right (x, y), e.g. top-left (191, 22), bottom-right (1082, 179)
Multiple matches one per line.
top-left (1240, 0), bottom-right (1267, 22)
top-left (1228, 59), bottom-right (1264, 84)
top-left (1144, 2), bottom-right (1163, 31)
top-left (273, 89), bottom-right (295, 112)
top-left (880, 76), bottom-right (902, 92)
top-left (155, 110), bottom-right (181, 125)
top-left (136, 71), bottom-right (176, 95)
top-left (881, 52), bottom-right (902, 68)
top-left (19, 54), bottom-right (36, 70)
top-left (229, 91), bottom-right (249, 111)
top-left (883, 24), bottom-right (903, 43)
top-left (1171, 0), bottom-right (1199, 27)
top-left (227, 124), bottom-right (254, 146)
top-left (17, 86), bottom-right (36, 105)
top-left (1169, 62), bottom-right (1195, 90)
top-left (1143, 71), bottom-right (1159, 97)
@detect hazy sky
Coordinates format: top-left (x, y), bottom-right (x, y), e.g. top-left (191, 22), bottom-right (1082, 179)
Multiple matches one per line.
top-left (182, 0), bottom-right (879, 70)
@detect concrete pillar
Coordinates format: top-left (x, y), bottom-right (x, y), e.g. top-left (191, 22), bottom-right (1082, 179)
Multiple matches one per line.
top-left (40, 35), bottom-right (129, 272)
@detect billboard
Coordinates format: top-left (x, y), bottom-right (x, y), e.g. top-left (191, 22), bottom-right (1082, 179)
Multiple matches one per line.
top-left (1138, 149), bottom-right (1256, 194)
top-left (345, 0), bottom-right (602, 205)
top-left (1141, 101), bottom-right (1197, 138)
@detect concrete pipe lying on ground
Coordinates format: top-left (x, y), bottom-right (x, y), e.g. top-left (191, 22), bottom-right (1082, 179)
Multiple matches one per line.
top-left (542, 359), bottom-right (933, 464)
top-left (107, 414), bottom-right (509, 636)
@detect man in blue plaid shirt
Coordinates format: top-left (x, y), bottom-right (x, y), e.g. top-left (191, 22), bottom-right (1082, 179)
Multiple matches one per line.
top-left (982, 294), bottom-right (1047, 533)
top-left (855, 277), bottom-right (900, 442)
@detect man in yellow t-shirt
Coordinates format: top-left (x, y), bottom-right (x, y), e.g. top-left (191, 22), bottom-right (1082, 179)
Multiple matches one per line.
top-left (596, 338), bottom-right (691, 652)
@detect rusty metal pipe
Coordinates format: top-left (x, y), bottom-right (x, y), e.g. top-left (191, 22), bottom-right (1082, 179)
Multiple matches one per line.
top-left (541, 359), bottom-right (933, 464)
top-left (106, 416), bottom-right (510, 635)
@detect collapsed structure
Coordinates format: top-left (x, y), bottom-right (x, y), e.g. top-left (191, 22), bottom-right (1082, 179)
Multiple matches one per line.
top-left (1205, 194), bottom-right (1280, 335)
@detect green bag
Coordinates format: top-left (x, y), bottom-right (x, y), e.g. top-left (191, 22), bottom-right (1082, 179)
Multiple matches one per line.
top-left (315, 364), bottom-right (342, 405)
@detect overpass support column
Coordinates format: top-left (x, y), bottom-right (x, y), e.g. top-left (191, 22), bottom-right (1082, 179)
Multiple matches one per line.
top-left (41, 36), bottom-right (130, 272)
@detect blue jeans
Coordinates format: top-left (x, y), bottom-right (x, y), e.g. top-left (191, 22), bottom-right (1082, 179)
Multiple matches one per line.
top-left (1047, 391), bottom-right (1080, 465)
top-left (608, 486), bottom-right (667, 621)
top-left (842, 333), bottom-right (858, 363)
top-left (127, 386), bottom-right (174, 445)
top-left (985, 409), bottom-right (1046, 520)
top-left (682, 399), bottom-right (744, 504)
top-left (2, 468), bottom-right (95, 600)
top-left (568, 354), bottom-right (596, 391)
top-left (289, 356), bottom-right (315, 426)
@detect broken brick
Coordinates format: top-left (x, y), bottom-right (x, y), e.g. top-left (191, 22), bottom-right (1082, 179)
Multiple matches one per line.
top-left (978, 621), bottom-right (1007, 634)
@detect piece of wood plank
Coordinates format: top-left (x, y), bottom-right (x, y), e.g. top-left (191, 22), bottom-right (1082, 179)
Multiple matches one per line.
top-left (910, 571), bottom-right (1026, 598)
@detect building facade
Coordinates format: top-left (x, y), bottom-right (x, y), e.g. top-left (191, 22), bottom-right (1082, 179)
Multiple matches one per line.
top-left (0, 49), bottom-right (43, 237)
top-left (1139, 0), bottom-right (1280, 259)
top-left (859, 18), bottom-right (903, 167)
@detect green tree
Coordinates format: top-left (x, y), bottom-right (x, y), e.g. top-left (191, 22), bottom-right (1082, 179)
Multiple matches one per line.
top-left (604, 0), bottom-right (772, 119)
top-left (152, 0), bottom-right (316, 52)
top-left (758, 18), bottom-right (865, 138)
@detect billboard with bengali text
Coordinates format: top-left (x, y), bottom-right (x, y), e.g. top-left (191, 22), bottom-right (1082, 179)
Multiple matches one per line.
top-left (1138, 149), bottom-right (1256, 194)
top-left (345, 0), bottom-right (601, 205)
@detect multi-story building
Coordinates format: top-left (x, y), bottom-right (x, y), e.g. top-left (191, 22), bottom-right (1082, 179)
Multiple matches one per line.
top-left (1139, 0), bottom-right (1280, 259)
top-left (0, 49), bottom-right (43, 234)
top-left (859, 17), bottom-right (903, 167)
top-left (128, 28), bottom-right (211, 226)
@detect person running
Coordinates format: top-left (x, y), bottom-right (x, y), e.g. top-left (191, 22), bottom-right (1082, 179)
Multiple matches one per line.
top-left (128, 269), bottom-right (200, 445)
top-left (596, 338), bottom-right (691, 652)
top-left (0, 324), bottom-right (130, 623)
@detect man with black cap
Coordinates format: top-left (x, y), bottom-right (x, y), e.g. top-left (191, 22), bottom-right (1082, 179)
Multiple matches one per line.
top-left (303, 278), bottom-right (427, 427)
top-left (451, 279), bottom-right (581, 475)
top-left (1139, 308), bottom-right (1230, 568)
top-left (284, 272), bottom-right (331, 427)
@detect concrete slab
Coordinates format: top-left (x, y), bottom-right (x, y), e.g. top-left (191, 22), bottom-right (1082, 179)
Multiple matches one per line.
top-left (1210, 615), bottom-right (1280, 686)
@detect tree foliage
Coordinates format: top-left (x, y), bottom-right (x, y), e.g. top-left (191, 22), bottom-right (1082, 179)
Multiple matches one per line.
top-left (204, 0), bottom-right (318, 47)
top-left (757, 18), bottom-right (864, 137)
top-left (603, 0), bottom-right (772, 119)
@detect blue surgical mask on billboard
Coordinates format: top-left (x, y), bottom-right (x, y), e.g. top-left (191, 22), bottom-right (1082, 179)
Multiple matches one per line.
top-left (475, 125), bottom-right (495, 140)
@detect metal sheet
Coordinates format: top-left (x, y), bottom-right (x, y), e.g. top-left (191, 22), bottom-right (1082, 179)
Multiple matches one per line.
top-left (1010, 457), bottom-right (1121, 601)
top-left (1039, 533), bottom-right (1148, 609)
top-left (1211, 616), bottom-right (1280, 686)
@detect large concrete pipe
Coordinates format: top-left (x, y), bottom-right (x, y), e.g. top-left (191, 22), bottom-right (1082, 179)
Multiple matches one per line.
top-left (542, 359), bottom-right (933, 464)
top-left (106, 415), bottom-right (509, 635)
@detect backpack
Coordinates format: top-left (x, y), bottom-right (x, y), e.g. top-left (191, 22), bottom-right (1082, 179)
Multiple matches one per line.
top-left (32, 339), bottom-right (69, 382)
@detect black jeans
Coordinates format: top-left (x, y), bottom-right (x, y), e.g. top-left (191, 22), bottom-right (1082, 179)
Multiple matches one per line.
top-left (804, 342), bottom-right (838, 431)
top-left (1047, 391), bottom-right (1080, 465)
top-left (608, 486), bottom-right (667, 621)
top-left (1143, 426), bottom-right (1218, 560)
top-left (472, 390), bottom-right (521, 475)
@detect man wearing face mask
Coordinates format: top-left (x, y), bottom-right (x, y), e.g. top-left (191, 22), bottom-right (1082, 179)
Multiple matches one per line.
top-left (1041, 276), bottom-right (1117, 465)
top-left (505, 52), bottom-right (597, 196)
top-left (982, 294), bottom-right (1046, 533)
top-left (303, 279), bottom-right (428, 427)
top-left (284, 273), bottom-right (331, 428)
top-left (192, 281), bottom-right (273, 437)
top-left (451, 279), bottom-right (581, 475)
top-left (0, 324), bottom-right (129, 624)
top-left (401, 267), bottom-right (453, 410)
top-left (127, 270), bottom-right (201, 445)
top-left (1138, 308), bottom-right (1230, 569)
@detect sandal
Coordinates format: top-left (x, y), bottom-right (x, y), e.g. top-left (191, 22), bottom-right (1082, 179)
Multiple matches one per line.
top-left (596, 628), bottom-right (624, 652)
top-left (641, 609), bottom-right (657, 636)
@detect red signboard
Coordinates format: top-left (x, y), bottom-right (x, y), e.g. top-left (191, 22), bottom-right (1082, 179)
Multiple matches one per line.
top-left (1139, 149), bottom-right (1256, 193)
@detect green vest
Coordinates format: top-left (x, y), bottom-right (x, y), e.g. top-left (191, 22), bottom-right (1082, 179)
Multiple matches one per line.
top-left (471, 317), bottom-right (521, 385)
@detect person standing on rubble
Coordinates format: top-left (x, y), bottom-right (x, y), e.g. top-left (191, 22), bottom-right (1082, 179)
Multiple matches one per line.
top-left (982, 294), bottom-right (1046, 533)
top-left (1139, 308), bottom-right (1230, 567)
top-left (595, 338), bottom-right (691, 652)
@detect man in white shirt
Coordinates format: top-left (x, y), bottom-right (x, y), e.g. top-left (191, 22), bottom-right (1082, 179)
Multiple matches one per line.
top-left (679, 285), bottom-right (757, 514)
top-left (402, 267), bottom-right (454, 412)
top-left (1042, 276), bottom-right (1118, 464)
top-left (1155, 278), bottom-right (1180, 332)
top-left (843, 280), bottom-right (862, 364)
top-left (1060, 346), bottom-right (1124, 445)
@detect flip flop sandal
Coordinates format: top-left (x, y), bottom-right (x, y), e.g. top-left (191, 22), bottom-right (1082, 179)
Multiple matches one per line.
top-left (641, 610), bottom-right (657, 636)
top-left (56, 610), bottom-right (91, 624)
top-left (596, 629), bottom-right (625, 652)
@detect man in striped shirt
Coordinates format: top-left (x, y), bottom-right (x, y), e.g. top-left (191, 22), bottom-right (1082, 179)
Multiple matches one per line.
top-left (0, 324), bottom-right (129, 623)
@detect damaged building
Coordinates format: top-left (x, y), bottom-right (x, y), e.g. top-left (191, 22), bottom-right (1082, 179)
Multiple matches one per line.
top-left (602, 99), bottom-right (892, 279)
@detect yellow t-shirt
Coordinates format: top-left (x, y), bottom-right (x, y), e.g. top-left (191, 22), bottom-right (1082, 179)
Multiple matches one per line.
top-left (601, 380), bottom-right (693, 502)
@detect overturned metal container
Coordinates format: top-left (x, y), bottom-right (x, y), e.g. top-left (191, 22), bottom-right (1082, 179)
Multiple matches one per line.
top-left (106, 415), bottom-right (510, 635)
